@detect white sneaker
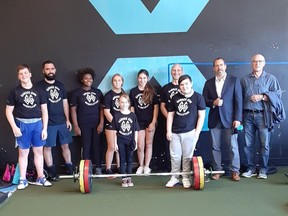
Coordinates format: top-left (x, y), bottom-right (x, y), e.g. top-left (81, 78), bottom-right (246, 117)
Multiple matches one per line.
top-left (136, 166), bottom-right (144, 174)
top-left (127, 177), bottom-right (134, 187)
top-left (17, 179), bottom-right (28, 190)
top-left (144, 167), bottom-right (151, 175)
top-left (122, 178), bottom-right (128, 188)
top-left (182, 178), bottom-right (191, 188)
top-left (165, 177), bottom-right (180, 188)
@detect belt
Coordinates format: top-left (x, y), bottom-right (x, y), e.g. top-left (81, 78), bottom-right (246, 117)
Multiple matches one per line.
top-left (244, 109), bottom-right (263, 113)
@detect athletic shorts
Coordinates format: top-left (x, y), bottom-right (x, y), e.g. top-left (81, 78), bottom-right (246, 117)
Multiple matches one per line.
top-left (15, 119), bottom-right (45, 149)
top-left (104, 122), bottom-right (113, 130)
top-left (138, 121), bottom-right (151, 130)
top-left (45, 124), bottom-right (72, 147)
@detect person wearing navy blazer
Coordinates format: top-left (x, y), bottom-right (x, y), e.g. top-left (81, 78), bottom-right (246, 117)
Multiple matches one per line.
top-left (203, 57), bottom-right (242, 181)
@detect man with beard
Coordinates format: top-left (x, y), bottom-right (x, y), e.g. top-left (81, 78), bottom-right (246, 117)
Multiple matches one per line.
top-left (36, 60), bottom-right (73, 181)
top-left (202, 57), bottom-right (242, 181)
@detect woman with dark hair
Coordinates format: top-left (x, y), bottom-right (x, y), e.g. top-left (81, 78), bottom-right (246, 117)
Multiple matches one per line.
top-left (129, 69), bottom-right (159, 175)
top-left (70, 68), bottom-right (104, 174)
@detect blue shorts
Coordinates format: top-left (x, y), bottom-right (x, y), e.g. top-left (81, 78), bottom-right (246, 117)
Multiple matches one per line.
top-left (45, 124), bottom-right (72, 147)
top-left (16, 119), bottom-right (45, 149)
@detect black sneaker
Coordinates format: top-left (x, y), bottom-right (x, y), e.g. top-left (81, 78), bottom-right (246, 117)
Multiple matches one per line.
top-left (46, 165), bottom-right (59, 182)
top-left (106, 169), bottom-right (116, 179)
top-left (66, 163), bottom-right (74, 175)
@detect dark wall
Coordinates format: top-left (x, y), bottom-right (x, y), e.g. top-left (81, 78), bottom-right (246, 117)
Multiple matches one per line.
top-left (1, 0), bottom-right (288, 168)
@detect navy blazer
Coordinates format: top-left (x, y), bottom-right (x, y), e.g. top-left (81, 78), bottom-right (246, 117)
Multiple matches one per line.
top-left (202, 75), bottom-right (243, 129)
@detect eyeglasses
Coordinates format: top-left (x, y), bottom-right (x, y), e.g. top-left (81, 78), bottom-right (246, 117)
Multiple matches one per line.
top-left (252, 60), bottom-right (265, 63)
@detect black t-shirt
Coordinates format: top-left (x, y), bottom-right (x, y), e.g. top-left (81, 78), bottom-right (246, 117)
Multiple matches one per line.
top-left (70, 87), bottom-right (103, 126)
top-left (36, 80), bottom-right (67, 125)
top-left (103, 90), bottom-right (121, 123)
top-left (129, 87), bottom-right (158, 124)
top-left (160, 82), bottom-right (179, 105)
top-left (167, 91), bottom-right (206, 133)
top-left (6, 85), bottom-right (47, 119)
top-left (111, 112), bottom-right (140, 142)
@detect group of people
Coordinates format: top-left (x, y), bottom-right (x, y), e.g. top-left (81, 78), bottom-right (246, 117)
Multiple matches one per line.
top-left (6, 54), bottom-right (284, 190)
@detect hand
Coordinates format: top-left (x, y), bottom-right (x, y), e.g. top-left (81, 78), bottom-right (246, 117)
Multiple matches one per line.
top-left (250, 94), bottom-right (263, 103)
top-left (166, 131), bottom-right (172, 141)
top-left (73, 125), bottom-right (81, 136)
top-left (66, 120), bottom-right (72, 131)
top-left (13, 127), bottom-right (22, 137)
top-left (96, 124), bottom-right (103, 134)
top-left (148, 122), bottom-right (156, 132)
top-left (214, 98), bottom-right (223, 107)
top-left (115, 143), bottom-right (118, 152)
top-left (41, 129), bottom-right (47, 140)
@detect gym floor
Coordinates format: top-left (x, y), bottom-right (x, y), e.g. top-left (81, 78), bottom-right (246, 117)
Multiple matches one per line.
top-left (1, 167), bottom-right (288, 216)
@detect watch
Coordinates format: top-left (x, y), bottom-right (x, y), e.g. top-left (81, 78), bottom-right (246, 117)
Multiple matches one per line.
top-left (262, 95), bottom-right (265, 101)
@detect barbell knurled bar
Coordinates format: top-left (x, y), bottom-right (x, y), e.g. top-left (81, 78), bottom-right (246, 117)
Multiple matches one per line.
top-left (58, 156), bottom-right (224, 193)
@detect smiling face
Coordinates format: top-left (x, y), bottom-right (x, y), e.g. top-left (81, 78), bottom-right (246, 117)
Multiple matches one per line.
top-left (137, 72), bottom-right (148, 88)
top-left (82, 73), bottom-right (93, 88)
top-left (251, 54), bottom-right (266, 73)
top-left (179, 78), bottom-right (192, 95)
top-left (112, 75), bottom-right (123, 91)
top-left (171, 64), bottom-right (183, 82)
top-left (213, 58), bottom-right (227, 78)
top-left (18, 67), bottom-right (32, 84)
top-left (119, 94), bottom-right (130, 111)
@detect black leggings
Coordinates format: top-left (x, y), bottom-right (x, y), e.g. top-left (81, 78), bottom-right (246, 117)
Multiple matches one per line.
top-left (117, 137), bottom-right (133, 175)
top-left (79, 125), bottom-right (102, 167)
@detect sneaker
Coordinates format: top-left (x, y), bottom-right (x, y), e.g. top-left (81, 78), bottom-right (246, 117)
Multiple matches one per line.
top-left (182, 178), bottom-right (191, 188)
top-left (66, 163), bottom-right (74, 175)
top-left (136, 166), bottom-right (144, 174)
top-left (106, 169), bottom-right (116, 179)
top-left (35, 177), bottom-right (52, 187)
top-left (165, 177), bottom-right (180, 188)
top-left (17, 179), bottom-right (28, 190)
top-left (121, 178), bottom-right (128, 188)
top-left (242, 170), bottom-right (257, 178)
top-left (95, 168), bottom-right (102, 175)
top-left (144, 167), bottom-right (151, 175)
top-left (127, 177), bottom-right (134, 187)
top-left (258, 173), bottom-right (267, 179)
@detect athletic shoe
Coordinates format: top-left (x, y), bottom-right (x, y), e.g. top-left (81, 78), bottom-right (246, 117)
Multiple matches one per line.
top-left (136, 166), bottom-right (144, 174)
top-left (127, 177), bottom-right (134, 187)
top-left (66, 163), bottom-right (74, 175)
top-left (106, 169), bottom-right (116, 179)
top-left (18, 179), bottom-right (28, 190)
top-left (258, 173), bottom-right (267, 179)
top-left (121, 178), bottom-right (128, 188)
top-left (242, 170), bottom-right (257, 178)
top-left (165, 177), bottom-right (180, 188)
top-left (182, 178), bottom-right (191, 188)
top-left (95, 168), bottom-right (102, 175)
top-left (35, 177), bottom-right (52, 187)
top-left (144, 167), bottom-right (151, 175)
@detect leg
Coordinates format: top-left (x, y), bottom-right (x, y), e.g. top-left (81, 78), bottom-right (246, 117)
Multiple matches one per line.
top-left (223, 128), bottom-right (240, 174)
top-left (243, 113), bottom-right (257, 172)
top-left (79, 125), bottom-right (92, 160)
top-left (18, 148), bottom-right (30, 180)
top-left (105, 129), bottom-right (116, 170)
top-left (144, 127), bottom-right (156, 168)
top-left (181, 130), bottom-right (198, 178)
top-left (169, 133), bottom-right (182, 178)
top-left (137, 130), bottom-right (146, 167)
top-left (210, 125), bottom-right (223, 171)
top-left (32, 146), bottom-right (44, 178)
top-left (43, 146), bottom-right (53, 167)
top-left (256, 113), bottom-right (270, 174)
top-left (91, 127), bottom-right (102, 168)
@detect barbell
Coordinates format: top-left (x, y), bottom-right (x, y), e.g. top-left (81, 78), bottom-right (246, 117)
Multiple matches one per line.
top-left (59, 156), bottom-right (224, 193)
